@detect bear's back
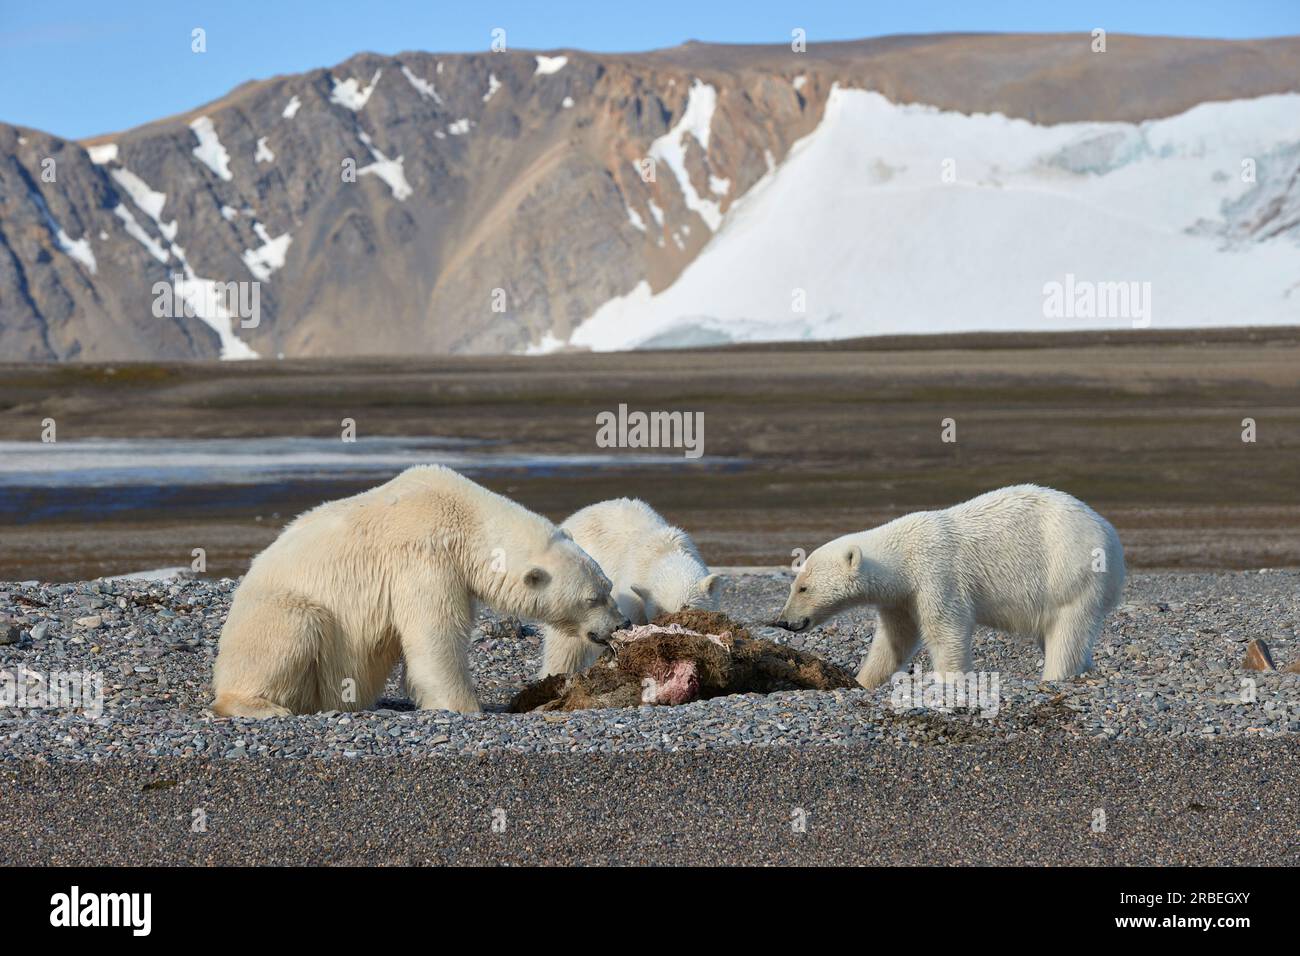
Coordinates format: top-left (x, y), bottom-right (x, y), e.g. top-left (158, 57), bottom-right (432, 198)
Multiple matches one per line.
top-left (244, 465), bottom-right (550, 590)
top-left (566, 498), bottom-right (704, 568)
top-left (942, 484), bottom-right (1119, 611)
top-left (948, 485), bottom-right (1109, 545)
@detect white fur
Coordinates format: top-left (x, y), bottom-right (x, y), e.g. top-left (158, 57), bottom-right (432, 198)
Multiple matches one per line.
top-left (211, 466), bottom-right (623, 717)
top-left (540, 498), bottom-right (720, 676)
top-left (776, 484), bottom-right (1125, 686)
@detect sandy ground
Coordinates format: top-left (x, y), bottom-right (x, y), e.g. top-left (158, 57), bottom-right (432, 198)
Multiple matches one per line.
top-left (2, 742), bottom-right (1296, 866)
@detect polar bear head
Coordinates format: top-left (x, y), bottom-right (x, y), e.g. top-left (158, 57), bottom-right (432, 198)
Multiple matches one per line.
top-left (628, 552), bottom-right (720, 623)
top-left (775, 539), bottom-right (868, 632)
top-left (513, 533), bottom-right (627, 646)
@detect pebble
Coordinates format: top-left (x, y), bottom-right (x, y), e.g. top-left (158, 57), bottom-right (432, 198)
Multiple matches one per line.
top-left (0, 570), bottom-right (1297, 762)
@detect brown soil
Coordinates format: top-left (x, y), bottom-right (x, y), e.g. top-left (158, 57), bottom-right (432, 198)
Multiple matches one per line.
top-left (508, 610), bottom-right (858, 713)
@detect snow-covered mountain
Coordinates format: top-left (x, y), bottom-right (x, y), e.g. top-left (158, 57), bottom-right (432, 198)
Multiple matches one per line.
top-left (2, 33), bottom-right (1298, 361)
top-left (571, 88), bottom-right (1300, 349)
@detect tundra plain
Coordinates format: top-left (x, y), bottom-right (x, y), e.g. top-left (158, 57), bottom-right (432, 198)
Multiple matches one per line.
top-left (1, 327), bottom-right (1297, 581)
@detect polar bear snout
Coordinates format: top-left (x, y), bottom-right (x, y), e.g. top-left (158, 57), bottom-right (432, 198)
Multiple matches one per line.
top-left (587, 620), bottom-right (630, 646)
top-left (775, 588), bottom-right (817, 631)
top-left (577, 599), bottom-right (626, 647)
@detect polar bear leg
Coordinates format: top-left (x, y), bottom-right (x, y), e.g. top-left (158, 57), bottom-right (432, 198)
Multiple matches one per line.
top-left (856, 607), bottom-right (920, 689)
top-left (212, 591), bottom-right (329, 716)
top-left (539, 624), bottom-right (600, 678)
top-left (394, 595), bottom-right (480, 713)
top-left (917, 612), bottom-right (974, 676)
top-left (212, 693), bottom-right (293, 718)
top-left (1042, 597), bottom-right (1099, 680)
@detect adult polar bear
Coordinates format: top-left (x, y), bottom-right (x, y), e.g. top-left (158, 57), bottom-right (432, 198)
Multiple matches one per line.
top-left (212, 466), bottom-right (625, 717)
top-left (776, 485), bottom-right (1125, 686)
top-left (540, 498), bottom-right (720, 676)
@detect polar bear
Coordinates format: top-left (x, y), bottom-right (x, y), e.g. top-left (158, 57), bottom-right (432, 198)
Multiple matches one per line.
top-left (211, 466), bottom-right (625, 717)
top-left (539, 498), bottom-right (720, 676)
top-left (775, 484), bottom-right (1125, 686)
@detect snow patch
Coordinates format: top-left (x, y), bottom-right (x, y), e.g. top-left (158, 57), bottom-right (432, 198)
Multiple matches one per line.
top-left (523, 331), bottom-right (566, 355)
top-left (534, 55), bottom-right (568, 76)
top-left (626, 204), bottom-right (647, 232)
top-left (573, 89), bottom-right (1300, 350)
top-left (282, 95), bottom-right (301, 119)
top-left (113, 204), bottom-right (169, 263)
top-left (220, 205), bottom-right (238, 222)
top-left (26, 186), bottom-right (98, 274)
top-left (165, 243), bottom-right (259, 360)
top-left (357, 135), bottom-right (412, 201)
top-left (647, 79), bottom-right (723, 231)
top-left (402, 65), bottom-right (441, 103)
top-left (241, 222), bottom-right (292, 281)
top-left (255, 137), bottom-right (275, 163)
top-left (330, 69), bottom-right (382, 111)
top-left (87, 143), bottom-right (118, 165)
top-left (110, 168), bottom-right (167, 223)
top-left (448, 118), bottom-right (471, 135)
top-left (562, 96), bottom-right (574, 109)
top-left (103, 160), bottom-right (259, 359)
top-left (484, 73), bottom-right (501, 102)
top-left (56, 230), bottom-right (96, 273)
top-left (110, 168), bottom-right (178, 241)
top-left (189, 116), bottom-right (233, 181)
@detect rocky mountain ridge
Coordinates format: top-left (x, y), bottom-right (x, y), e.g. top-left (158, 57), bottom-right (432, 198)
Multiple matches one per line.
top-left (2, 33), bottom-right (1298, 360)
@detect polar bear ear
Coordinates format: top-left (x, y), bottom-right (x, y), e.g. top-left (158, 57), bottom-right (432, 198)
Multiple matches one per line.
top-left (699, 573), bottom-right (720, 597)
top-left (523, 567), bottom-right (550, 589)
top-left (843, 545), bottom-right (861, 570)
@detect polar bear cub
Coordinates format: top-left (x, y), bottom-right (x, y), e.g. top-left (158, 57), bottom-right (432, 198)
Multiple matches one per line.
top-left (776, 484), bottom-right (1125, 686)
top-left (540, 498), bottom-right (720, 676)
top-left (212, 466), bottom-right (624, 717)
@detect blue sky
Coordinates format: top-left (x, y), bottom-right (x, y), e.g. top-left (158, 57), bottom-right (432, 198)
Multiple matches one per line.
top-left (3, 0), bottom-right (1298, 139)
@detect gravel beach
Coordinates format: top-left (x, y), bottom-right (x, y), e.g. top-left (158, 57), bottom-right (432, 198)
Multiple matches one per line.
top-left (2, 570), bottom-right (1297, 864)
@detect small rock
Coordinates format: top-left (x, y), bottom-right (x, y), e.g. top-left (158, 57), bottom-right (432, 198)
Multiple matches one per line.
top-left (1243, 639), bottom-right (1276, 671)
top-left (74, 615), bottom-right (103, 630)
top-left (0, 617), bottom-right (20, 645)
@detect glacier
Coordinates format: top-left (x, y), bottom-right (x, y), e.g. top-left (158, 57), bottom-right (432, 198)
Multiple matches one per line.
top-left (571, 88), bottom-right (1300, 351)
